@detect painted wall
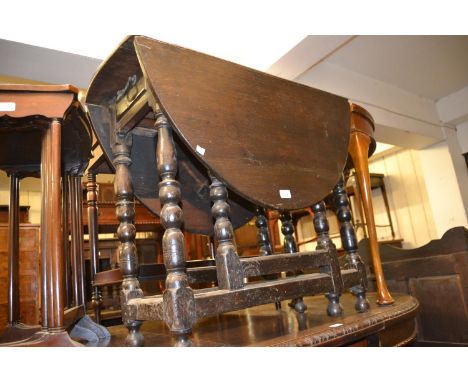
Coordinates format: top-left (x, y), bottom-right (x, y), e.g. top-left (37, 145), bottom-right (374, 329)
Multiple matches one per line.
top-left (418, 140), bottom-right (468, 237)
top-left (296, 147), bottom-right (439, 251)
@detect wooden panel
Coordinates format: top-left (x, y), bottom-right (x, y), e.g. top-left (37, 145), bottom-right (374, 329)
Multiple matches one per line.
top-left (368, 148), bottom-right (437, 248)
top-left (409, 275), bottom-right (468, 343)
top-left (0, 224), bottom-right (40, 326)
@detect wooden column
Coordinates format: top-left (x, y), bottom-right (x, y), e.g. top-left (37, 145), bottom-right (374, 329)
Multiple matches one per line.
top-left (70, 174), bottom-right (86, 306)
top-left (113, 129), bottom-right (144, 346)
top-left (311, 201), bottom-right (343, 316)
top-left (7, 172), bottom-right (20, 325)
top-left (86, 172), bottom-right (102, 323)
top-left (333, 175), bottom-right (369, 313)
top-left (255, 207), bottom-right (273, 257)
top-left (41, 118), bottom-right (65, 331)
top-left (280, 212), bottom-right (306, 313)
top-left (155, 106), bottom-right (195, 346)
top-left (61, 169), bottom-right (71, 308)
top-left (210, 177), bottom-right (244, 291)
top-left (349, 104), bottom-right (394, 305)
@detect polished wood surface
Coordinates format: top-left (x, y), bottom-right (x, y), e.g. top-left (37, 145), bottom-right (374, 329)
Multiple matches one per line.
top-left (99, 292), bottom-right (418, 347)
top-left (0, 84), bottom-right (93, 346)
top-left (348, 103), bottom-right (394, 305)
top-left (136, 36), bottom-right (350, 209)
top-left (359, 227), bottom-right (468, 345)
top-left (86, 35), bottom-right (352, 233)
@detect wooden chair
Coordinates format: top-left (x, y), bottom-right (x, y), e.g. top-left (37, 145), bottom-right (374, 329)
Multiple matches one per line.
top-left (0, 84), bottom-right (106, 346)
top-left (85, 36), bottom-right (371, 346)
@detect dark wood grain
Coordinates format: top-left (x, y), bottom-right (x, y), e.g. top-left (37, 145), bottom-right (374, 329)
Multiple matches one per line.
top-left (99, 292), bottom-right (418, 347)
top-left (135, 35), bottom-right (350, 210)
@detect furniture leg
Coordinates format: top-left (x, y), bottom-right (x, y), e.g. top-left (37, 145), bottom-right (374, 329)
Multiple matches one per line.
top-left (210, 176), bottom-right (244, 290)
top-left (8, 172), bottom-right (20, 326)
top-left (348, 132), bottom-right (394, 305)
top-left (333, 175), bottom-right (369, 313)
top-left (155, 106), bottom-right (195, 346)
top-left (256, 207), bottom-right (281, 309)
top-left (86, 172), bottom-right (102, 323)
top-left (113, 130), bottom-right (144, 346)
top-left (0, 173), bottom-right (41, 343)
top-left (280, 212), bottom-right (306, 313)
top-left (15, 119), bottom-right (82, 346)
top-left (61, 168), bottom-right (72, 308)
top-left (311, 201), bottom-right (343, 316)
top-left (380, 181), bottom-right (396, 239)
top-left (70, 174), bottom-right (86, 306)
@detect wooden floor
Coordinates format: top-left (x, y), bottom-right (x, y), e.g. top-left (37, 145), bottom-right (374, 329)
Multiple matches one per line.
top-left (92, 292), bottom-right (418, 347)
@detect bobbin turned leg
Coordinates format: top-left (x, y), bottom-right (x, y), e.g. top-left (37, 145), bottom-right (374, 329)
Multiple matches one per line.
top-left (280, 212), bottom-right (307, 313)
top-left (256, 207), bottom-right (273, 257)
top-left (311, 201), bottom-right (343, 317)
top-left (333, 176), bottom-right (370, 313)
top-left (256, 207), bottom-right (281, 309)
top-left (155, 107), bottom-right (195, 347)
top-left (112, 131), bottom-right (144, 347)
top-left (210, 177), bottom-right (244, 290)
top-left (86, 172), bottom-right (103, 323)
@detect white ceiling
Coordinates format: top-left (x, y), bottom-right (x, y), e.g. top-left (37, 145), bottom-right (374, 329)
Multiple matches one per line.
top-left (325, 35), bottom-right (468, 101)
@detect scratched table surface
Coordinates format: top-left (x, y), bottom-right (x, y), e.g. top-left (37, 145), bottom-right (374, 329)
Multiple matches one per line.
top-left (92, 292), bottom-right (418, 347)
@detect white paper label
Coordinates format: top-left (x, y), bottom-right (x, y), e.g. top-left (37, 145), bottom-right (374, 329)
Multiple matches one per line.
top-left (279, 189), bottom-right (291, 199)
top-left (329, 323), bottom-right (343, 328)
top-left (196, 145), bottom-right (206, 156)
top-left (0, 102), bottom-right (16, 112)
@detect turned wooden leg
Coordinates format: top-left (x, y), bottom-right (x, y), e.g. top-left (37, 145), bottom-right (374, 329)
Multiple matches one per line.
top-left (61, 169), bottom-right (72, 308)
top-left (8, 172), bottom-right (20, 326)
top-left (280, 212), bottom-right (306, 313)
top-left (44, 119), bottom-right (65, 331)
top-left (0, 172), bottom-right (41, 344)
top-left (256, 207), bottom-right (274, 257)
top-left (70, 174), bottom-right (86, 307)
top-left (86, 172), bottom-right (102, 323)
top-left (210, 177), bottom-right (244, 290)
top-left (155, 106), bottom-right (195, 347)
top-left (333, 175), bottom-right (370, 313)
top-left (113, 131), bottom-right (144, 346)
top-left (311, 201), bottom-right (343, 316)
top-left (349, 132), bottom-right (394, 305)
top-left (256, 207), bottom-right (281, 309)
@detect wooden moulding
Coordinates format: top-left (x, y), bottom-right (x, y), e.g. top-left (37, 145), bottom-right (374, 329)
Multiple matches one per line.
top-left (126, 269), bottom-right (361, 322)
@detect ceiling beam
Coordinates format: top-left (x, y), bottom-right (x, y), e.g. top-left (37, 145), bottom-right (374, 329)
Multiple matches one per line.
top-left (436, 85), bottom-right (468, 125)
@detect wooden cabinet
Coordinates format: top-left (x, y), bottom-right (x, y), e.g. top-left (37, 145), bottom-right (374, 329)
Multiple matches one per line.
top-left (0, 224), bottom-right (40, 326)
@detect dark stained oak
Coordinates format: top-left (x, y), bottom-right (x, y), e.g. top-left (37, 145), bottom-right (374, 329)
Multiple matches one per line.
top-left (86, 35), bottom-right (351, 233)
top-left (99, 292), bottom-right (418, 347)
top-left (84, 36), bottom-right (367, 346)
